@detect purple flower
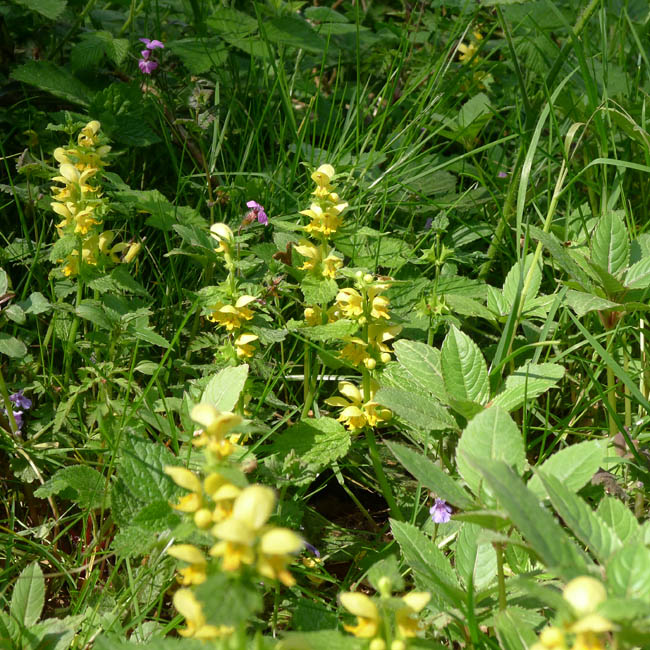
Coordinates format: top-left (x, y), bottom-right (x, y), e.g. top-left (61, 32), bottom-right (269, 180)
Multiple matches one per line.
top-left (424, 217), bottom-right (433, 231)
top-left (139, 58), bottom-right (159, 74)
top-left (497, 171), bottom-right (508, 178)
top-left (246, 200), bottom-right (268, 225)
top-left (139, 38), bottom-right (164, 50)
top-left (10, 390), bottom-right (32, 411)
top-left (304, 542), bottom-right (320, 558)
top-left (429, 498), bottom-right (452, 524)
top-left (12, 411), bottom-right (24, 431)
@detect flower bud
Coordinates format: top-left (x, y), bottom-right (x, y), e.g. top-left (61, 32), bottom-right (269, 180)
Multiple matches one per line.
top-left (364, 357), bottom-right (377, 370)
top-left (380, 352), bottom-right (391, 364)
top-left (539, 626), bottom-right (565, 647)
top-left (377, 576), bottom-right (392, 597)
top-left (355, 270), bottom-right (364, 280)
top-left (369, 639), bottom-right (386, 650)
top-left (123, 242), bottom-right (141, 263)
top-left (364, 274), bottom-right (373, 284)
top-left (210, 222), bottom-right (234, 244)
top-left (194, 508), bottom-right (213, 529)
top-left (563, 577), bottom-right (607, 617)
top-left (391, 641), bottom-right (406, 650)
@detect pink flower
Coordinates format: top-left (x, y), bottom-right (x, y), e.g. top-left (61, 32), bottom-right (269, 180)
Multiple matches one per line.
top-left (246, 200), bottom-right (268, 225)
top-left (139, 38), bottom-right (164, 50)
top-left (429, 498), bottom-right (452, 524)
top-left (139, 59), bottom-right (159, 74)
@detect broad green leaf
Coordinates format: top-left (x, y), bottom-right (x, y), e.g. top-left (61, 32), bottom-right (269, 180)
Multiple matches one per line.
top-left (624, 256), bottom-right (650, 289)
top-left (301, 275), bottom-right (339, 304)
top-left (10, 562), bottom-right (44, 627)
top-left (597, 496), bottom-right (640, 544)
top-left (25, 615), bottom-right (82, 650)
top-left (15, 0), bottom-right (66, 20)
top-left (279, 631), bottom-right (364, 650)
top-left (195, 573), bottom-right (262, 627)
top-left (11, 61), bottom-right (92, 106)
top-left (20, 292), bottom-right (51, 315)
top-left (493, 607), bottom-right (539, 650)
top-left (0, 333), bottom-right (27, 358)
top-left (444, 293), bottom-right (496, 322)
top-left (456, 407), bottom-right (525, 499)
top-left (295, 319), bottom-right (358, 342)
top-left (491, 362), bottom-right (564, 412)
top-left (76, 301), bottom-right (115, 331)
top-left (166, 38), bottom-right (228, 73)
top-left (374, 386), bottom-right (458, 432)
top-left (455, 523), bottom-right (497, 591)
top-left (564, 289), bottom-right (620, 317)
top-left (265, 16), bottom-right (331, 54)
top-left (386, 441), bottom-right (472, 508)
top-left (453, 510), bottom-right (510, 531)
top-left (391, 519), bottom-right (464, 608)
top-left (465, 456), bottom-right (589, 576)
top-left (127, 323), bottom-right (170, 348)
top-left (502, 253), bottom-right (542, 309)
top-left (607, 543), bottom-right (650, 601)
top-left (4, 305), bottom-right (24, 323)
top-left (0, 268), bottom-right (7, 294)
top-left (130, 500), bottom-right (179, 532)
top-left (486, 285), bottom-right (508, 317)
top-left (207, 7), bottom-right (258, 37)
top-left (392, 340), bottom-right (448, 402)
top-left (441, 326), bottom-right (489, 404)
top-left (537, 471), bottom-right (621, 564)
top-left (89, 265), bottom-right (149, 297)
top-left (588, 261), bottom-right (627, 297)
top-left (591, 212), bottom-right (629, 276)
top-left (34, 466), bottom-right (107, 510)
top-left (269, 417), bottom-right (350, 476)
top-left (367, 555), bottom-right (404, 593)
top-left (527, 439), bottom-right (606, 499)
top-left (201, 364), bottom-right (249, 412)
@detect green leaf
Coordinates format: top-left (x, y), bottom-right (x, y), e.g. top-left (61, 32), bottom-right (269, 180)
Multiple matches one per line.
top-left (194, 573), bottom-right (262, 627)
top-left (591, 212), bottom-right (629, 276)
top-left (11, 61), bottom-right (92, 106)
top-left (0, 268), bottom-right (7, 294)
top-left (201, 364), bottom-right (248, 412)
top-left (207, 7), bottom-right (258, 37)
top-left (374, 386), bottom-right (458, 432)
top-left (4, 305), bottom-right (25, 324)
top-left (493, 608), bottom-right (539, 650)
top-left (34, 465), bottom-right (107, 510)
top-left (527, 439), bottom-right (607, 499)
top-left (10, 562), bottom-right (44, 627)
top-left (76, 300), bottom-right (115, 331)
top-left (301, 275), bottom-right (339, 304)
top-left (367, 555), bottom-right (404, 593)
top-left (295, 319), bottom-right (358, 343)
top-left (597, 496), bottom-right (640, 544)
top-left (607, 543), bottom-right (650, 601)
top-left (537, 471), bottom-right (621, 564)
top-left (453, 510), bottom-right (511, 531)
top-left (465, 456), bottom-right (589, 576)
top-left (130, 500), bottom-right (179, 532)
top-left (14, 0), bottom-right (66, 21)
top-left (491, 362), bottom-right (564, 412)
top-left (456, 407), bottom-right (525, 499)
top-left (392, 340), bottom-right (448, 402)
top-left (89, 265), bottom-right (149, 297)
top-left (502, 253), bottom-right (542, 309)
top-left (390, 519), bottom-right (464, 608)
top-left (624, 256), bottom-right (650, 289)
top-left (280, 631), bottom-right (364, 650)
top-left (167, 38), bottom-right (228, 73)
top-left (386, 441), bottom-right (472, 508)
top-left (127, 323), bottom-right (170, 348)
top-left (564, 289), bottom-right (621, 317)
top-left (269, 417), bottom-right (350, 474)
top-left (441, 326), bottom-right (489, 404)
top-left (0, 333), bottom-right (28, 358)
top-left (20, 292), bottom-right (51, 315)
top-left (455, 523), bottom-right (497, 591)
top-left (265, 16), bottom-right (330, 54)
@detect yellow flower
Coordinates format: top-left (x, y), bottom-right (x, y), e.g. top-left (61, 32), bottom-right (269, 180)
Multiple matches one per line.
top-left (304, 305), bottom-right (323, 326)
top-left (191, 404), bottom-right (242, 459)
top-left (458, 32), bottom-right (483, 65)
top-left (208, 295), bottom-right (256, 331)
top-left (301, 203), bottom-right (347, 237)
top-left (167, 544), bottom-right (208, 585)
top-left (322, 253), bottom-right (342, 278)
top-left (325, 381), bottom-right (391, 433)
top-left (336, 288), bottom-right (364, 319)
top-left (311, 163), bottom-right (335, 188)
top-left (537, 626), bottom-right (567, 649)
top-left (258, 527), bottom-right (304, 586)
top-left (164, 466), bottom-right (203, 513)
top-left (368, 286), bottom-right (391, 320)
top-left (395, 592), bottom-right (430, 638)
top-left (173, 589), bottom-right (233, 639)
top-left (210, 222), bottom-right (234, 254)
top-left (205, 473), bottom-right (241, 523)
top-left (235, 332), bottom-right (258, 359)
top-left (340, 592), bottom-right (381, 638)
top-left (340, 338), bottom-right (371, 368)
top-left (562, 578), bottom-right (607, 617)
top-left (78, 120), bottom-right (101, 147)
top-left (294, 239), bottom-right (320, 273)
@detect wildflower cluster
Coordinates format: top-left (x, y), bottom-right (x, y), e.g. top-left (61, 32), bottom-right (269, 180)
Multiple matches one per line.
top-left (341, 577), bottom-right (430, 650)
top-left (165, 404), bottom-right (303, 640)
top-left (532, 577), bottom-right (613, 650)
top-left (138, 38), bottom-right (164, 74)
top-left (2, 390), bottom-right (32, 433)
top-left (50, 121), bottom-right (139, 277)
top-left (325, 379), bottom-right (391, 434)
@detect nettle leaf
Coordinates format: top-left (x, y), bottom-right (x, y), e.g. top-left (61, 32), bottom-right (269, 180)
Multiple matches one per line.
top-left (167, 37), bottom-right (227, 74)
top-left (126, 323), bottom-right (170, 348)
top-left (269, 417), bottom-right (350, 473)
top-left (441, 326), bottom-right (489, 404)
top-left (597, 496), bottom-right (640, 544)
top-left (455, 522), bottom-right (497, 591)
top-left (392, 340), bottom-right (448, 402)
top-left (11, 61), bottom-right (92, 107)
top-left (527, 439), bottom-right (606, 499)
top-left (607, 543), bottom-right (650, 601)
top-left (300, 275), bottom-right (339, 304)
top-left (491, 362), bottom-right (564, 412)
top-left (0, 268), bottom-right (7, 294)
top-left (564, 289), bottom-right (620, 317)
top-left (10, 562), bottom-right (44, 628)
top-left (195, 573), bottom-right (262, 627)
top-left (14, 0), bottom-right (66, 20)
top-left (265, 16), bottom-right (331, 54)
top-left (20, 292), bottom-right (51, 315)
top-left (279, 631), bottom-right (364, 650)
top-left (502, 253), bottom-right (542, 310)
top-left (537, 471), bottom-right (621, 564)
top-left (294, 319), bottom-right (358, 342)
top-left (386, 441), bottom-right (472, 508)
top-left (456, 407), bottom-right (525, 499)
top-left (391, 519), bottom-right (464, 609)
top-left (375, 386), bottom-right (458, 432)
top-left (591, 212), bottom-right (629, 276)
top-left (493, 608), bottom-right (539, 650)
top-left (34, 465), bottom-right (107, 510)
top-left (201, 364), bottom-right (248, 412)
top-left (466, 456), bottom-right (590, 577)
top-left (624, 256), bottom-right (650, 289)
top-left (0, 333), bottom-right (27, 358)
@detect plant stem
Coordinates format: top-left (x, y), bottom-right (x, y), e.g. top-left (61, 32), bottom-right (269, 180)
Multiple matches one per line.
top-left (495, 542), bottom-right (507, 611)
top-left (0, 365), bottom-right (18, 434)
top-left (606, 328), bottom-right (618, 437)
top-left (64, 254), bottom-right (84, 385)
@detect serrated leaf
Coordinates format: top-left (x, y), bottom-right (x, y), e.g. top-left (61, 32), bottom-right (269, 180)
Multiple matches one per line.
top-left (493, 607), bottom-right (539, 650)
top-left (591, 212), bottom-right (629, 276)
top-left (296, 319), bottom-right (358, 342)
top-left (127, 323), bottom-right (169, 348)
top-left (0, 268), bottom-right (7, 295)
top-left (34, 465), bottom-right (107, 510)
top-left (130, 500), bottom-right (179, 532)
top-left (465, 456), bottom-right (589, 576)
top-left (167, 37), bottom-right (228, 73)
top-left (597, 496), bottom-right (640, 544)
top-left (502, 253), bottom-right (542, 309)
top-left (456, 407), bottom-right (525, 499)
top-left (301, 275), bottom-right (339, 304)
top-left (10, 562), bottom-right (44, 628)
top-left (0, 333), bottom-right (28, 358)
top-left (444, 293), bottom-right (496, 321)
top-left (441, 326), bottom-right (489, 404)
top-left (386, 441), bottom-right (472, 508)
top-left (607, 543), bottom-right (650, 600)
top-left (265, 16), bottom-right (331, 54)
top-left (201, 364), bottom-right (248, 412)
top-left (455, 523), bottom-right (497, 591)
top-left (537, 471), bottom-right (621, 563)
top-left (375, 386), bottom-right (458, 432)
top-left (15, 0), bottom-right (66, 21)
top-left (392, 340), bottom-right (448, 402)
top-left (487, 284), bottom-right (509, 317)
top-left (20, 292), bottom-right (50, 315)
top-left (453, 510), bottom-right (511, 531)
top-left (76, 301), bottom-right (115, 330)
top-left (195, 573), bottom-right (262, 627)
top-left (391, 519), bottom-right (463, 608)
top-left (11, 61), bottom-right (92, 106)
top-left (527, 439), bottom-right (606, 499)
top-left (491, 362), bottom-right (564, 412)
top-left (564, 289), bottom-right (621, 317)
top-left (269, 417), bottom-right (350, 472)
top-left (624, 256), bottom-right (650, 289)
top-left (88, 265), bottom-right (149, 297)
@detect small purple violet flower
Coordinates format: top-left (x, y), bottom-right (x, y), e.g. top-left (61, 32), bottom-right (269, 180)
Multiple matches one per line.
top-left (304, 542), bottom-right (320, 558)
top-left (497, 171), bottom-right (508, 178)
top-left (246, 200), bottom-right (268, 225)
top-left (429, 498), bottom-right (452, 524)
top-left (10, 389), bottom-right (32, 411)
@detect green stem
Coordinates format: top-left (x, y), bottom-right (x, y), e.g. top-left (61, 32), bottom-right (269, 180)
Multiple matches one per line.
top-left (495, 542), bottom-right (507, 611)
top-left (301, 343), bottom-right (313, 419)
top-left (64, 253), bottom-right (84, 385)
top-left (606, 329), bottom-right (618, 437)
top-left (0, 364), bottom-right (19, 435)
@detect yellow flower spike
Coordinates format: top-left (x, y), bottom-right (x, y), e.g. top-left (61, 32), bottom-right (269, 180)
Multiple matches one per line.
top-left (78, 120), bottom-right (101, 147)
top-left (311, 164), bottom-right (335, 187)
top-left (322, 253), bottom-right (342, 278)
top-left (168, 544), bottom-right (208, 585)
top-left (190, 405), bottom-right (242, 458)
top-left (208, 295), bottom-right (256, 331)
top-left (294, 240), bottom-right (321, 272)
top-left (563, 577), bottom-right (607, 617)
top-left (53, 147), bottom-right (70, 164)
top-left (339, 338), bottom-right (370, 367)
top-left (570, 614), bottom-right (613, 635)
top-left (304, 305), bottom-right (322, 326)
top-left (235, 332), bottom-right (258, 359)
top-left (340, 592), bottom-right (381, 638)
top-left (458, 41), bottom-right (478, 63)
top-left (336, 288), bottom-right (364, 319)
top-left (395, 592), bottom-right (430, 638)
top-left (173, 588), bottom-right (227, 640)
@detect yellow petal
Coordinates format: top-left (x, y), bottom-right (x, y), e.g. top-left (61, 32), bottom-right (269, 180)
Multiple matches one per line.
top-left (260, 528), bottom-right (303, 555)
top-left (232, 485), bottom-right (275, 530)
top-left (212, 517), bottom-right (256, 545)
top-left (168, 544), bottom-right (206, 565)
top-left (401, 591), bottom-right (430, 612)
top-left (235, 295), bottom-right (257, 308)
top-left (340, 592), bottom-right (379, 621)
top-left (164, 466), bottom-right (202, 493)
top-left (338, 381), bottom-right (362, 404)
top-left (173, 588), bottom-right (204, 623)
